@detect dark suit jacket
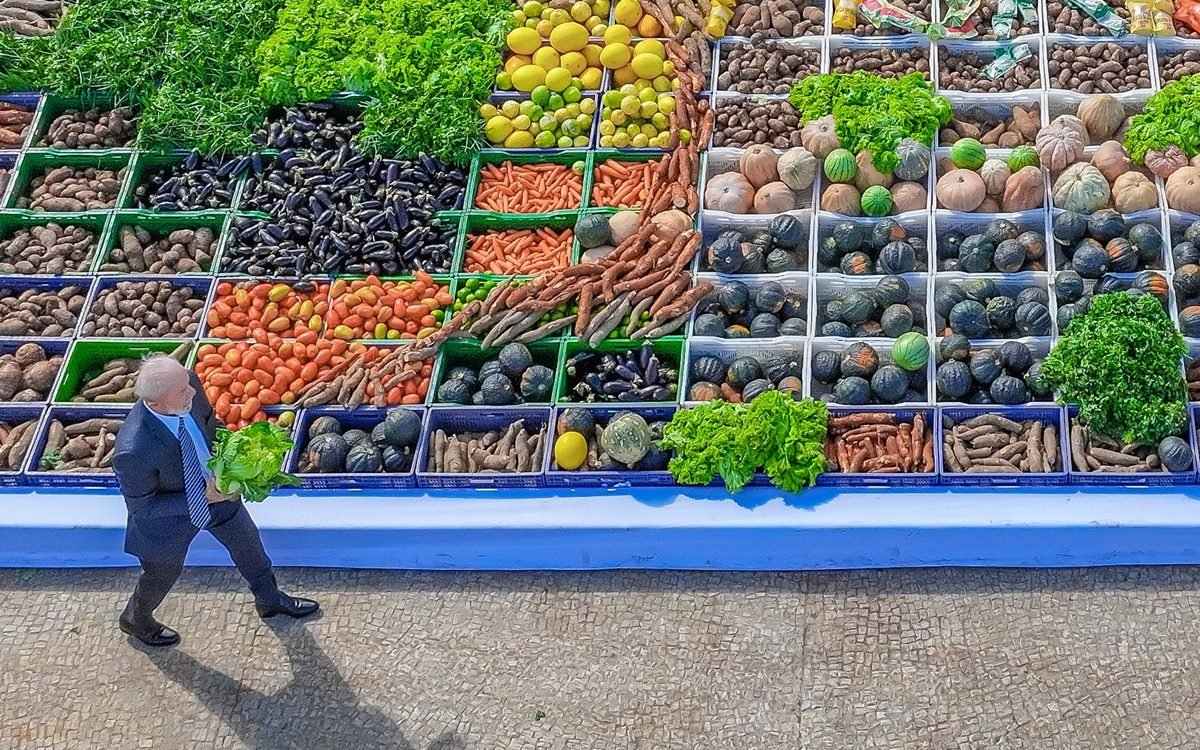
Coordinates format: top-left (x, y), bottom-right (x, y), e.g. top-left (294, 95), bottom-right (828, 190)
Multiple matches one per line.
top-left (114, 371), bottom-right (234, 560)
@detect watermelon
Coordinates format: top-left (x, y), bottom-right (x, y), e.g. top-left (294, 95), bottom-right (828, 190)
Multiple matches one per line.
top-left (950, 138), bottom-right (987, 170)
top-left (892, 332), bottom-right (930, 372)
top-left (824, 149), bottom-right (857, 184)
top-left (861, 186), bottom-right (894, 217)
top-left (1007, 145), bottom-right (1039, 172)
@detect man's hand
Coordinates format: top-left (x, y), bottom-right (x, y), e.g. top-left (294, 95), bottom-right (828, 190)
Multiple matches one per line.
top-left (205, 476), bottom-right (237, 504)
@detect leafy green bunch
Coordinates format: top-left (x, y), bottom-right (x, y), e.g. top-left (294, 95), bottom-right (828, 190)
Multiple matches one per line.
top-left (1123, 74), bottom-right (1200, 165)
top-left (209, 421), bottom-right (301, 502)
top-left (1042, 292), bottom-right (1187, 445)
top-left (255, 0), bottom-right (510, 163)
top-left (659, 391), bottom-right (828, 493)
top-left (788, 72), bottom-right (952, 173)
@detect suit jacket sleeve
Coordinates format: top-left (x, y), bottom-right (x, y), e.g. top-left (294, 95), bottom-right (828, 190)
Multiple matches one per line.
top-left (113, 445), bottom-right (187, 517)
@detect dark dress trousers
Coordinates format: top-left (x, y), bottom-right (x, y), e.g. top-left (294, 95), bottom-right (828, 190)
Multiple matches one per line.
top-left (114, 372), bottom-right (281, 621)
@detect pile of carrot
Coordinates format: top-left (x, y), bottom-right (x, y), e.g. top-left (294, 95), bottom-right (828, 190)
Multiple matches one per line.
top-left (206, 281), bottom-right (330, 340)
top-left (474, 162), bottom-right (582, 213)
top-left (591, 158), bottom-right (660, 208)
top-left (194, 335), bottom-right (357, 428)
top-left (326, 272), bottom-right (452, 341)
top-left (464, 228), bottom-right (572, 275)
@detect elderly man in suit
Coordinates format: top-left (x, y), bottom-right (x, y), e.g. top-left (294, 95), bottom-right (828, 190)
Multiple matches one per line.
top-left (113, 354), bottom-right (318, 647)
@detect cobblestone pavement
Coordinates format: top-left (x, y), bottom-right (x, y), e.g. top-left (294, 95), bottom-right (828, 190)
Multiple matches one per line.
top-left (2, 567), bottom-right (1200, 749)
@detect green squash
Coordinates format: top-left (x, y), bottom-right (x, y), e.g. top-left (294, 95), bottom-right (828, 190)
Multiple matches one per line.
top-left (575, 214), bottom-right (612, 249)
top-left (600, 412), bottom-right (652, 466)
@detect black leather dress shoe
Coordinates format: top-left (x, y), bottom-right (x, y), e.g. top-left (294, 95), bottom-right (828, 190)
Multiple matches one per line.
top-left (256, 595), bottom-right (320, 619)
top-left (119, 617), bottom-right (181, 647)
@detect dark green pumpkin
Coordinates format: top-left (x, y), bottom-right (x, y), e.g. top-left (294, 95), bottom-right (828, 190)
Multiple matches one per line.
top-left (874, 275), bottom-right (910, 307)
top-left (1093, 274), bottom-right (1124, 296)
top-left (825, 297), bottom-right (847, 323)
top-left (480, 373), bottom-right (517, 406)
top-left (989, 374), bottom-right (1030, 405)
top-left (941, 230), bottom-right (964, 259)
top-left (1158, 436), bottom-right (1193, 472)
top-left (964, 278), bottom-right (998, 303)
top-left (765, 248), bottom-right (800, 273)
top-left (1087, 209), bottom-right (1125, 244)
top-left (1057, 302), bottom-right (1081, 333)
top-left (694, 313), bottom-right (726, 337)
top-left (818, 236), bottom-right (843, 267)
top-left (878, 241), bottom-right (916, 274)
top-left (1174, 240), bottom-right (1200, 268)
top-left (749, 312), bottom-right (780, 337)
top-left (1105, 238), bottom-right (1138, 272)
top-left (948, 300), bottom-right (990, 338)
top-left (840, 291), bottom-right (876, 324)
top-left (986, 295), bottom-right (1017, 333)
top-left (1178, 306), bottom-right (1200, 337)
top-left (832, 222), bottom-right (867, 252)
top-left (855, 321), bottom-right (883, 337)
top-left (762, 353), bottom-right (802, 382)
top-left (1128, 222), bottom-right (1163, 265)
top-left (1186, 221), bottom-right (1200, 245)
top-left (742, 378), bottom-right (773, 402)
top-left (769, 213), bottom-right (807, 249)
top-left (993, 239), bottom-right (1027, 273)
top-left (520, 365), bottom-right (555, 401)
top-left (1017, 286), bottom-right (1050, 307)
top-left (1072, 239), bottom-right (1108, 278)
top-left (1174, 264), bottom-right (1200, 301)
top-left (755, 282), bottom-right (787, 314)
top-left (342, 429), bottom-right (372, 446)
top-left (984, 218), bottom-right (1020, 245)
top-left (779, 292), bottom-right (807, 320)
top-left (811, 350), bottom-right (842, 383)
top-left (381, 409), bottom-right (421, 447)
top-left (1016, 231), bottom-right (1046, 260)
top-left (840, 251), bottom-right (874, 275)
top-left (498, 343), bottom-right (533, 377)
top-left (779, 317), bottom-right (807, 336)
top-left (777, 376), bottom-right (803, 395)
top-left (380, 445), bottom-right (412, 473)
top-left (446, 365), bottom-right (479, 389)
top-left (718, 281), bottom-right (751, 314)
top-left (708, 232), bottom-right (745, 274)
top-left (1132, 271), bottom-right (1169, 303)
top-left (725, 324), bottom-right (751, 338)
top-left (1014, 301), bottom-right (1052, 336)
top-left (726, 357), bottom-right (763, 389)
top-left (880, 304), bottom-right (914, 337)
top-left (345, 443), bottom-right (383, 473)
top-left (871, 219), bottom-right (907, 249)
top-left (840, 342), bottom-right (880, 378)
top-left (821, 321), bottom-right (853, 337)
top-left (938, 333), bottom-right (971, 362)
top-left (741, 243), bottom-right (767, 273)
top-left (1055, 270), bottom-right (1084, 303)
top-left (557, 407), bottom-right (595, 436)
top-left (999, 341), bottom-right (1033, 374)
top-left (437, 377), bottom-right (473, 405)
top-left (969, 348), bottom-right (1003, 385)
top-left (958, 235), bottom-right (995, 273)
top-left (688, 381), bottom-right (722, 401)
top-left (692, 355), bottom-right (727, 385)
top-left (833, 376), bottom-right (872, 405)
top-left (306, 433), bottom-right (350, 473)
top-left (307, 416), bottom-right (343, 440)
top-left (936, 360), bottom-right (973, 400)
top-left (934, 284), bottom-right (967, 317)
top-left (870, 365), bottom-right (909, 404)
top-left (1024, 360), bottom-right (1052, 398)
top-left (1053, 211), bottom-right (1088, 246)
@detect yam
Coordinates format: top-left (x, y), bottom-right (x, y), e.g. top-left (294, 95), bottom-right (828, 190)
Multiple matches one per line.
top-left (22, 359), bottom-right (58, 393)
top-left (13, 343), bottom-right (46, 367)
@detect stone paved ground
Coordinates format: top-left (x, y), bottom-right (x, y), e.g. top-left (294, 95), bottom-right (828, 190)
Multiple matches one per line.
top-left (2, 567), bottom-right (1200, 749)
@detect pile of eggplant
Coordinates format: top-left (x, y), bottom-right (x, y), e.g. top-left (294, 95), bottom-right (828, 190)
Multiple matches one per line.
top-left (134, 151), bottom-right (260, 211)
top-left (252, 104), bottom-right (363, 152)
top-left (564, 343), bottom-right (679, 403)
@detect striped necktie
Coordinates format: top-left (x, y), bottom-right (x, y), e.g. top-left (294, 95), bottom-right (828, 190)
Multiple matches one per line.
top-left (178, 417), bottom-right (212, 529)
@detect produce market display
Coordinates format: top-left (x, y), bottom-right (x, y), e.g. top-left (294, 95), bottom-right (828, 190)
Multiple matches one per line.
top-left (4, 0), bottom-right (1200, 500)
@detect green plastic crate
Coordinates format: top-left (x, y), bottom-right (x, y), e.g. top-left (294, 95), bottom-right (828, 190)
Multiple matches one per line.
top-left (25, 93), bottom-right (135, 154)
top-left (555, 337), bottom-right (684, 405)
top-left (3, 150), bottom-right (134, 212)
top-left (95, 210), bottom-right (227, 275)
top-left (429, 337), bottom-right (564, 406)
top-left (455, 210), bottom-right (581, 274)
top-left (587, 148), bottom-right (669, 209)
top-left (0, 210), bottom-right (112, 274)
top-left (53, 339), bottom-right (193, 404)
top-left (468, 149), bottom-right (591, 214)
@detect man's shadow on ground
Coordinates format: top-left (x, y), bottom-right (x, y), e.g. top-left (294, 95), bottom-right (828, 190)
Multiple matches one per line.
top-left (140, 618), bottom-right (462, 750)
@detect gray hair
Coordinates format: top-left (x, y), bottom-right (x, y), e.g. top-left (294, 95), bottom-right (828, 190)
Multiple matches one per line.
top-left (134, 354), bottom-right (187, 401)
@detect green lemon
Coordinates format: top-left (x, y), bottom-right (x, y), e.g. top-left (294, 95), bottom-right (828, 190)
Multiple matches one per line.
top-left (602, 90), bottom-right (624, 109)
top-left (548, 93), bottom-right (565, 110)
top-left (562, 85), bottom-right (581, 103)
top-left (495, 71), bottom-right (514, 90)
top-left (531, 85), bottom-right (551, 107)
top-left (535, 130), bottom-right (557, 148)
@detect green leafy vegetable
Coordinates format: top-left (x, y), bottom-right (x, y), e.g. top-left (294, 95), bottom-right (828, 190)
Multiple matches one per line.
top-left (1042, 292), bottom-right (1187, 445)
top-left (660, 391), bottom-right (828, 493)
top-left (1123, 74), bottom-right (1200, 165)
top-left (208, 421), bottom-right (301, 503)
top-left (789, 72), bottom-right (952, 173)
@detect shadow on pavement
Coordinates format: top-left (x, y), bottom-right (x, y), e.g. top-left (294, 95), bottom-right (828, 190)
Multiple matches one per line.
top-left (141, 620), bottom-right (463, 750)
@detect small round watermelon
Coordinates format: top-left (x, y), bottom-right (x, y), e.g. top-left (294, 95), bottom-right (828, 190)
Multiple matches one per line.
top-left (824, 148), bottom-right (857, 184)
top-left (893, 332), bottom-right (930, 372)
top-left (1007, 145), bottom-right (1039, 172)
top-left (950, 138), bottom-right (987, 170)
top-left (861, 186), bottom-right (894, 217)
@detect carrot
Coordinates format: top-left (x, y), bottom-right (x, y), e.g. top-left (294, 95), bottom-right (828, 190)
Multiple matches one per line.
top-left (464, 228), bottom-right (572, 274)
top-left (474, 161), bottom-right (583, 213)
top-left (591, 158), bottom-right (667, 208)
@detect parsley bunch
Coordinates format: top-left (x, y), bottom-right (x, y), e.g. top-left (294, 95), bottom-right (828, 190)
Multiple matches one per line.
top-left (659, 391), bottom-right (828, 493)
top-left (788, 72), bottom-right (952, 173)
top-left (1123, 74), bottom-right (1200, 165)
top-left (1042, 292), bottom-right (1187, 445)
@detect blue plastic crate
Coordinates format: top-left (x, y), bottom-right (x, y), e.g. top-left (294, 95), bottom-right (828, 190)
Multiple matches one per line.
top-left (0, 405), bottom-right (46, 487)
top-left (0, 339), bottom-right (68, 404)
top-left (81, 276), bottom-right (212, 339)
top-left (1065, 406), bottom-right (1199, 487)
top-left (0, 94), bottom-right (39, 153)
top-left (817, 406), bottom-right (940, 488)
top-left (938, 406), bottom-right (1069, 487)
top-left (416, 407), bottom-right (549, 489)
top-left (0, 276), bottom-right (94, 339)
top-left (543, 405), bottom-right (677, 488)
top-left (25, 405), bottom-right (129, 488)
top-left (288, 406), bottom-right (424, 490)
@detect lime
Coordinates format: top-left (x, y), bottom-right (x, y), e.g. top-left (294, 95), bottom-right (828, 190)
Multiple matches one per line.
top-left (579, 98), bottom-right (596, 115)
top-left (535, 130), bottom-right (557, 148)
top-left (602, 90), bottom-right (624, 109)
top-left (678, 128), bottom-right (691, 143)
top-left (495, 71), bottom-right (513, 90)
top-left (554, 431), bottom-right (588, 470)
top-left (554, 107), bottom-right (571, 123)
top-left (523, 0), bottom-right (544, 16)
top-left (528, 104), bottom-right (544, 120)
top-left (539, 114), bottom-right (558, 131)
top-left (519, 100), bottom-right (536, 115)
top-left (598, 119), bottom-right (616, 136)
top-left (620, 95), bottom-right (641, 116)
top-left (638, 86), bottom-right (655, 103)
top-left (531, 85), bottom-right (551, 106)
top-left (465, 277), bottom-right (479, 289)
top-left (573, 134), bottom-right (590, 147)
top-left (562, 85), bottom-right (581, 103)
top-left (575, 113), bottom-right (592, 130)
top-left (548, 93), bottom-right (565, 110)
top-left (528, 121), bottom-right (541, 136)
